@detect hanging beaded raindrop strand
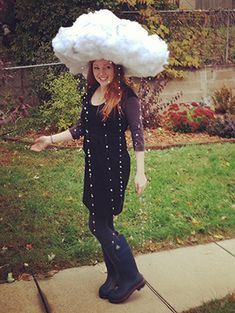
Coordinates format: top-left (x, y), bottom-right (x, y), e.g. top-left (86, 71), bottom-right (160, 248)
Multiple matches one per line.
top-left (82, 84), bottom-right (97, 235)
top-left (140, 77), bottom-right (146, 128)
top-left (117, 66), bottom-right (124, 200)
top-left (102, 118), bottom-right (117, 245)
top-left (134, 77), bottom-right (143, 150)
top-left (99, 61), bottom-right (117, 245)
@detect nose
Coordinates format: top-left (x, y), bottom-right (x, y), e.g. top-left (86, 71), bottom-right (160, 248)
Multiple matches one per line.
top-left (100, 68), bottom-right (106, 76)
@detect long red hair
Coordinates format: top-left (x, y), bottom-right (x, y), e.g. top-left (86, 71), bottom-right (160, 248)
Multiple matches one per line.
top-left (87, 61), bottom-right (128, 121)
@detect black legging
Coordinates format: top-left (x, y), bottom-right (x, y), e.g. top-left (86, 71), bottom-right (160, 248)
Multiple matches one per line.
top-left (88, 213), bottom-right (119, 247)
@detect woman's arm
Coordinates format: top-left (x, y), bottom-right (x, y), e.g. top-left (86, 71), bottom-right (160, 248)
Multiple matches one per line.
top-left (30, 129), bottom-right (73, 152)
top-left (135, 151), bottom-right (147, 195)
top-left (124, 95), bottom-right (147, 195)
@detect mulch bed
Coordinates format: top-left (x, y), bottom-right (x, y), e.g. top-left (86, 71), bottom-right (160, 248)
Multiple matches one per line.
top-left (1, 128), bottom-right (235, 150)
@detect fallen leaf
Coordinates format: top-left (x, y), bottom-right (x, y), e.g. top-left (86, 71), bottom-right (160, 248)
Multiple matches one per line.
top-left (188, 236), bottom-right (198, 243)
top-left (1, 246), bottom-right (8, 253)
top-left (213, 234), bottom-right (224, 240)
top-left (42, 191), bottom-right (51, 198)
top-left (48, 252), bottom-right (56, 261)
top-left (44, 270), bottom-right (59, 278)
top-left (176, 237), bottom-right (184, 245)
top-left (18, 273), bottom-right (33, 281)
top-left (191, 218), bottom-right (200, 225)
top-left (25, 243), bottom-right (33, 250)
top-left (7, 272), bottom-right (15, 283)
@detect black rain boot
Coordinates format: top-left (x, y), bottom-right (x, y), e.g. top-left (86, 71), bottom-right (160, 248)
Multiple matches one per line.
top-left (104, 235), bottom-right (145, 303)
top-left (99, 247), bottom-right (119, 299)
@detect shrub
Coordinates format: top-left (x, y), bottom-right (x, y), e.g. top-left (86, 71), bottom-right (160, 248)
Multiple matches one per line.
top-left (41, 72), bottom-right (85, 130)
top-left (136, 77), bottom-right (182, 129)
top-left (160, 102), bottom-right (215, 133)
top-left (212, 86), bottom-right (235, 115)
top-left (207, 114), bottom-right (235, 138)
top-left (138, 78), bottom-right (167, 129)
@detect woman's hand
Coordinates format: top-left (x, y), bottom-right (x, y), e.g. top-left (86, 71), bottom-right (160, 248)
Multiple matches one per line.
top-left (30, 136), bottom-right (51, 152)
top-left (135, 172), bottom-right (147, 195)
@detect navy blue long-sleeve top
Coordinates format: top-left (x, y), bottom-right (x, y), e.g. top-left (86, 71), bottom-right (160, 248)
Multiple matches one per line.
top-left (69, 86), bottom-right (144, 151)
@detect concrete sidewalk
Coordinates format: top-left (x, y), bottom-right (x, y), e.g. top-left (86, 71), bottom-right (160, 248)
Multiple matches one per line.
top-left (0, 239), bottom-right (234, 313)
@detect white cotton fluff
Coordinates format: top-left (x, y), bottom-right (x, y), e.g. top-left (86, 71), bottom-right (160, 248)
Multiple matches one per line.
top-left (52, 9), bottom-right (169, 77)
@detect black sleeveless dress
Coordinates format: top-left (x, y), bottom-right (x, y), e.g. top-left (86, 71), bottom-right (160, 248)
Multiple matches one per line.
top-left (69, 85), bottom-right (144, 217)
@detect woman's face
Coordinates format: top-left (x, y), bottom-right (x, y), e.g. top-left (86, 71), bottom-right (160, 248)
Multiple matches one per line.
top-left (92, 59), bottom-right (115, 87)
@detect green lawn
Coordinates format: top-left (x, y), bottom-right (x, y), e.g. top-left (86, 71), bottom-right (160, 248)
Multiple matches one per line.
top-left (182, 293), bottom-right (235, 313)
top-left (0, 140), bottom-right (235, 281)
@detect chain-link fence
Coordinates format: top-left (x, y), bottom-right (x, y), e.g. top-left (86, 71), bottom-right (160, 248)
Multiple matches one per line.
top-left (121, 9), bottom-right (235, 65)
top-left (159, 9), bottom-right (235, 65)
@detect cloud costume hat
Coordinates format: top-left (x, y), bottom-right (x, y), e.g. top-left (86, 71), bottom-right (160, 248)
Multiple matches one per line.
top-left (52, 9), bottom-right (169, 77)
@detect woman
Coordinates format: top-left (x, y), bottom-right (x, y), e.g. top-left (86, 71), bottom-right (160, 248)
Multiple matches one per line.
top-left (31, 59), bottom-right (147, 303)
top-left (31, 8), bottom-right (168, 304)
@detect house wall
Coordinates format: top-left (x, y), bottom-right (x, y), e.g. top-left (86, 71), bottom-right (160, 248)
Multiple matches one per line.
top-left (196, 0), bottom-right (234, 9)
top-left (179, 0), bottom-right (234, 9)
top-left (157, 65), bottom-right (235, 108)
top-left (179, 0), bottom-right (196, 9)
